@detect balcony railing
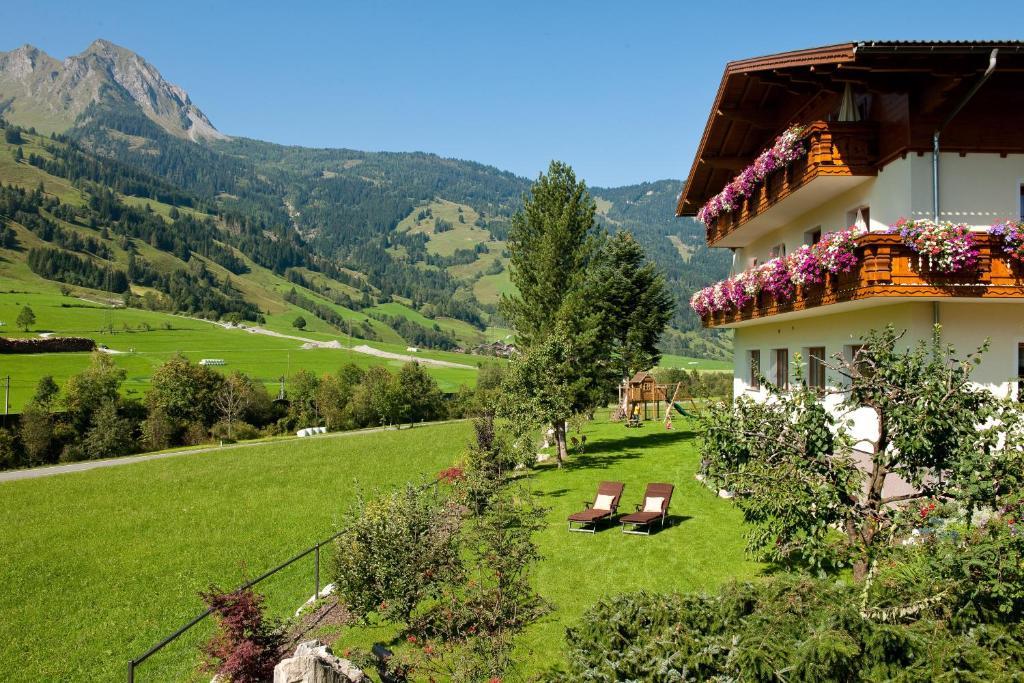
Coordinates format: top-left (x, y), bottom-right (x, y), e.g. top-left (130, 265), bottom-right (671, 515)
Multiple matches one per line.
top-left (705, 121), bottom-right (879, 246)
top-left (701, 233), bottom-right (1024, 328)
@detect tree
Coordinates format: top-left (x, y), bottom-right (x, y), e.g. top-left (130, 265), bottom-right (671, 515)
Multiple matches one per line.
top-left (394, 361), bottom-right (444, 424)
top-left (701, 325), bottom-right (1024, 580)
top-left (63, 352), bottom-right (125, 431)
top-left (31, 376), bottom-right (60, 408)
top-left (287, 369), bottom-right (320, 427)
top-left (214, 372), bottom-right (255, 439)
top-left (500, 161), bottom-right (611, 464)
top-left (501, 161), bottom-right (601, 350)
top-left (19, 403), bottom-right (54, 466)
top-left (592, 231), bottom-right (674, 381)
top-left (84, 401), bottom-right (135, 459)
top-left (146, 354), bottom-right (224, 430)
top-left (292, 315), bottom-right (306, 330)
top-left (16, 305), bottom-right (35, 332)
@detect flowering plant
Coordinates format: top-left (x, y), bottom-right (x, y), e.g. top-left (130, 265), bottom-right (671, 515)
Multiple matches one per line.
top-left (888, 218), bottom-right (978, 273)
top-left (697, 125), bottom-right (807, 225)
top-left (690, 226), bottom-right (863, 317)
top-left (760, 258), bottom-right (795, 301)
top-left (990, 219), bottom-right (1024, 264)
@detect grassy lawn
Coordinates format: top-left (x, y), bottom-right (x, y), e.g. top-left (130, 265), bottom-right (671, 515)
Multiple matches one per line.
top-left (0, 412), bottom-right (757, 681)
top-left (0, 422), bottom-right (472, 682)
top-left (330, 415), bottom-right (762, 676)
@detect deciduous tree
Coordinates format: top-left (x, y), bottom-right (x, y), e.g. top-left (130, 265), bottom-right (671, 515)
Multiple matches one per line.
top-left (16, 305), bottom-right (35, 332)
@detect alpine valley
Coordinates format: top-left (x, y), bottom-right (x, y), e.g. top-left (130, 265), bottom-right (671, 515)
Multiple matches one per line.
top-left (0, 39), bottom-right (731, 358)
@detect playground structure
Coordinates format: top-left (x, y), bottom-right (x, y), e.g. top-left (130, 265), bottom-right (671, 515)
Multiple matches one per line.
top-left (613, 371), bottom-right (690, 427)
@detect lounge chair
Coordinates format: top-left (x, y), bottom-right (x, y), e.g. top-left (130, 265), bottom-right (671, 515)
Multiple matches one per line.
top-left (568, 481), bottom-right (625, 533)
top-left (620, 483), bottom-right (674, 535)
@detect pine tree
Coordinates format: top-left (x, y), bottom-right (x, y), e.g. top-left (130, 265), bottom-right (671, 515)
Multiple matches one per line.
top-left (591, 231), bottom-right (674, 381)
top-left (501, 161), bottom-right (610, 464)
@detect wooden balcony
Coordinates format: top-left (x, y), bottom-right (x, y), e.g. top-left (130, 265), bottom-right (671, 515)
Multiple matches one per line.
top-left (705, 121), bottom-right (879, 247)
top-left (702, 233), bottom-right (1024, 328)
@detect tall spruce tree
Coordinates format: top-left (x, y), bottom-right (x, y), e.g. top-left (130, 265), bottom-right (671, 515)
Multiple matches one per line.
top-left (591, 231), bottom-right (674, 381)
top-left (501, 161), bottom-right (611, 464)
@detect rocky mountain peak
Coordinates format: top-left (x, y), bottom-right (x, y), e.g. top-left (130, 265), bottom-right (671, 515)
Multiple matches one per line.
top-left (0, 39), bottom-right (227, 142)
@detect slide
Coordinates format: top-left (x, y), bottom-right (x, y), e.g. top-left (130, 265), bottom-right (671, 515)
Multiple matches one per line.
top-left (672, 402), bottom-right (692, 417)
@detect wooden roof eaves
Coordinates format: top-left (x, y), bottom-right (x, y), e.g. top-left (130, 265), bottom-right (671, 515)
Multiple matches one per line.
top-left (677, 43), bottom-right (858, 217)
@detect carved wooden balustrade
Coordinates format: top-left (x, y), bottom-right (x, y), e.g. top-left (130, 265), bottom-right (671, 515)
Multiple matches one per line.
top-left (701, 233), bottom-right (1024, 328)
top-left (705, 121), bottom-right (879, 245)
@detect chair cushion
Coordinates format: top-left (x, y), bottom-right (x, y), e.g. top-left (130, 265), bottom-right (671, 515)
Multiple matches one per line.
top-left (569, 509), bottom-right (610, 522)
top-left (643, 496), bottom-right (664, 513)
top-left (594, 493), bottom-right (615, 511)
top-left (621, 511), bottom-right (662, 524)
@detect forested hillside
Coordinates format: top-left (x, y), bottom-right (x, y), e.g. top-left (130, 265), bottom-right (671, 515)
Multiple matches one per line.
top-left (0, 40), bottom-right (731, 358)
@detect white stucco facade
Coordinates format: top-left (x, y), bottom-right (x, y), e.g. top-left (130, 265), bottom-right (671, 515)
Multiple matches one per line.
top-left (733, 153), bottom-right (1024, 269)
top-left (724, 152), bottom-right (1024, 445)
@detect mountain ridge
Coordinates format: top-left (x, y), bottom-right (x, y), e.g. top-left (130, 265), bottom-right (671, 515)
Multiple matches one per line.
top-left (0, 39), bottom-right (731, 359)
top-left (0, 40), bottom-right (225, 142)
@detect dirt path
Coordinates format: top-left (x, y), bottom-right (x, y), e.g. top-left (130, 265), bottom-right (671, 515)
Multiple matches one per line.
top-left (0, 421), bottom-right (465, 483)
top-left (172, 317), bottom-right (475, 369)
top-left (349, 344), bottom-right (474, 369)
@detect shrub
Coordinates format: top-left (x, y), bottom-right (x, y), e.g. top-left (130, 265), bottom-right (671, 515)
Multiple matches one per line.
top-left (332, 483), bottom-right (463, 625)
top-left (560, 576), bottom-right (1024, 682)
top-left (200, 586), bottom-right (282, 683)
top-left (211, 420), bottom-right (259, 442)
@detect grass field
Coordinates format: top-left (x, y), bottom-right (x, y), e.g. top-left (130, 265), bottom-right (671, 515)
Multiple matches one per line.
top-left (0, 292), bottom-right (480, 410)
top-left (0, 422), bottom-right (470, 682)
top-left (0, 414), bottom-right (759, 681)
top-left (658, 353), bottom-right (731, 372)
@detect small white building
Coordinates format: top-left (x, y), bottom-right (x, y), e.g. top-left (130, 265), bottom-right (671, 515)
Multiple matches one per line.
top-left (677, 41), bottom-right (1024, 445)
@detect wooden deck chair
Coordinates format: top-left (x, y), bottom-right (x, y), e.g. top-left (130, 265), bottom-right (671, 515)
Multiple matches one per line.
top-left (620, 483), bottom-right (674, 535)
top-left (568, 481), bottom-right (625, 533)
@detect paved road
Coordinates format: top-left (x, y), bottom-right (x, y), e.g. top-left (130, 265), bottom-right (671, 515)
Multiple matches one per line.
top-left (0, 421), bottom-right (463, 484)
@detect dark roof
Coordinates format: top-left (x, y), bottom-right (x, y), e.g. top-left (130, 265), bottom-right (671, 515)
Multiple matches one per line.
top-left (630, 371), bottom-right (654, 384)
top-left (677, 41), bottom-right (1024, 217)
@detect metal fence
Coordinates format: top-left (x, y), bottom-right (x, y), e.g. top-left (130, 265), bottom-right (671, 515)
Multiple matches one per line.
top-left (126, 528), bottom-right (345, 682)
top-left (126, 479), bottom-right (439, 682)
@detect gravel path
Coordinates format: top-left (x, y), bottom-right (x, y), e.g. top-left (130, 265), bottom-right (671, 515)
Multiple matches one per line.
top-left (178, 317), bottom-right (475, 369)
top-left (0, 421), bottom-right (463, 483)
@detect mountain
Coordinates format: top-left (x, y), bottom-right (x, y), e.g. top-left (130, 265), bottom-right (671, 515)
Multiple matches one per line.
top-left (0, 40), bottom-right (730, 359)
top-left (0, 40), bottom-right (225, 141)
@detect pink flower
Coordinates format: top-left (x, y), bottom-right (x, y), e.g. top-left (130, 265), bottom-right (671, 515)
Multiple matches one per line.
top-left (697, 125), bottom-right (807, 226)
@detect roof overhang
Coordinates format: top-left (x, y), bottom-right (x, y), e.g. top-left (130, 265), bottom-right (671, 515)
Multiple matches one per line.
top-left (677, 41), bottom-right (1024, 220)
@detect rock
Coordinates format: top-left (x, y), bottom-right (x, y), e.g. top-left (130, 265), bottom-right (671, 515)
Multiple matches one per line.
top-left (274, 640), bottom-right (370, 683)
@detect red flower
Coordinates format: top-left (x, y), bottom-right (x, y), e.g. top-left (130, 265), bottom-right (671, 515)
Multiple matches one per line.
top-left (407, 635), bottom-right (417, 644)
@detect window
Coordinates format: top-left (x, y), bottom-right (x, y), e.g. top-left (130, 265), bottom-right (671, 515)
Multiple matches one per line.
top-left (773, 348), bottom-right (789, 389)
top-left (847, 206), bottom-right (870, 231)
top-left (769, 243), bottom-right (786, 259)
top-left (1019, 183), bottom-right (1023, 221)
top-left (748, 350), bottom-right (761, 390)
top-left (1018, 343), bottom-right (1024, 401)
top-left (805, 227), bottom-right (822, 246)
top-left (807, 347), bottom-right (827, 392)
top-left (846, 344), bottom-right (873, 379)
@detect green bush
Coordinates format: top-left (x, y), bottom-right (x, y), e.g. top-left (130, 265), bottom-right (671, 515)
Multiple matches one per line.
top-left (560, 575), bottom-right (1024, 682)
top-left (332, 483), bottom-right (463, 625)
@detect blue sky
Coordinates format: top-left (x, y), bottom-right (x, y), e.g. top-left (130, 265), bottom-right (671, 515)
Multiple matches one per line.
top-left (2, 1), bottom-right (1021, 186)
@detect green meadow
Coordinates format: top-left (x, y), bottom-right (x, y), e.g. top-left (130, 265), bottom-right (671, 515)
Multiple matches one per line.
top-left (0, 291), bottom-right (480, 410)
top-left (0, 415), bottom-right (758, 681)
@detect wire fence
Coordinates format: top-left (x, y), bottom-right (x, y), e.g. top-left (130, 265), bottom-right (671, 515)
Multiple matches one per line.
top-left (126, 479), bottom-right (440, 682)
top-left (126, 528), bottom-right (344, 682)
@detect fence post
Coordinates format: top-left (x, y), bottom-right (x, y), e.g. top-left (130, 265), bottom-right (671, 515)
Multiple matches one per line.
top-left (127, 659), bottom-right (134, 683)
top-left (314, 544), bottom-right (320, 600)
